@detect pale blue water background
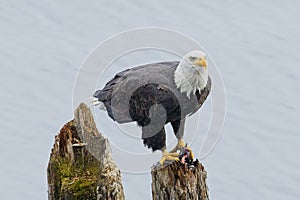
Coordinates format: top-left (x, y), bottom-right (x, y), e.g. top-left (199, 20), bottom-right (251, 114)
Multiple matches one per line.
top-left (1, 0), bottom-right (299, 199)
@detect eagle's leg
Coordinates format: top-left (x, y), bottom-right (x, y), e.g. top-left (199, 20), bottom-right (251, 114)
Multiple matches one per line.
top-left (170, 118), bottom-right (188, 153)
top-left (159, 147), bottom-right (179, 165)
top-left (170, 138), bottom-right (186, 153)
top-left (142, 126), bottom-right (179, 165)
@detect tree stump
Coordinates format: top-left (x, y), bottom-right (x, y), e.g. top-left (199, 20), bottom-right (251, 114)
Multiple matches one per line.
top-left (47, 103), bottom-right (124, 200)
top-left (151, 160), bottom-right (209, 200)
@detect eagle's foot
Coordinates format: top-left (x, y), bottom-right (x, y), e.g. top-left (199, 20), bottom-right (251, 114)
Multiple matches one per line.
top-left (159, 150), bottom-right (179, 165)
top-left (170, 139), bottom-right (186, 153)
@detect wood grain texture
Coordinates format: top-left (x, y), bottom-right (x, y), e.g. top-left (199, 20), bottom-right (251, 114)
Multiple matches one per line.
top-left (47, 103), bottom-right (124, 200)
top-left (151, 160), bottom-right (209, 200)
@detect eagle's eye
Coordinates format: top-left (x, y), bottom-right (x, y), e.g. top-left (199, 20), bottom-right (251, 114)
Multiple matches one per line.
top-left (189, 56), bottom-right (197, 61)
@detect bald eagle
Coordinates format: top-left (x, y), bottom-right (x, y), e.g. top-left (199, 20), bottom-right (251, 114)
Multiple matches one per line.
top-left (92, 51), bottom-right (211, 164)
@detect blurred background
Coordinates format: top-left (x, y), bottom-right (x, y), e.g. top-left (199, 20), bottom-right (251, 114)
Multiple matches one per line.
top-left (0, 0), bottom-right (299, 199)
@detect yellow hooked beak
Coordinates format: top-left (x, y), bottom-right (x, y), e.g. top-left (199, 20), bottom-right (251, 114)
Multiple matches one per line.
top-left (193, 58), bottom-right (207, 67)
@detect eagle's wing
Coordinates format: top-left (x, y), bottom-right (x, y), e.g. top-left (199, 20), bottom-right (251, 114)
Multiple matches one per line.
top-left (94, 61), bottom-right (188, 123)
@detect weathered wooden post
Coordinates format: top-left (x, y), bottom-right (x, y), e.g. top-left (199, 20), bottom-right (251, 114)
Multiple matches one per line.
top-left (151, 160), bottom-right (209, 200)
top-left (47, 103), bottom-right (124, 200)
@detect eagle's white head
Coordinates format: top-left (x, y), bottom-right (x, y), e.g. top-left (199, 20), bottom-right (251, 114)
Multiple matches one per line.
top-left (174, 50), bottom-right (208, 98)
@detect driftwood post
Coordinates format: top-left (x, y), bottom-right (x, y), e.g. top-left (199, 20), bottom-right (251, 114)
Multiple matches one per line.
top-left (151, 160), bottom-right (209, 200)
top-left (47, 103), bottom-right (124, 200)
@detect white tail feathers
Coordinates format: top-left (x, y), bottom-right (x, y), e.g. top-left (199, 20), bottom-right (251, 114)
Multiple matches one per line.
top-left (86, 97), bottom-right (107, 111)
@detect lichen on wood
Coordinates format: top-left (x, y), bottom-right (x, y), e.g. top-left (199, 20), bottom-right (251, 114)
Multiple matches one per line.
top-left (47, 103), bottom-right (124, 200)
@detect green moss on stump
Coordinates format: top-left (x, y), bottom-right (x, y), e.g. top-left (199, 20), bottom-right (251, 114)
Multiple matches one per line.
top-left (49, 120), bottom-right (102, 200)
top-left (52, 156), bottom-right (101, 199)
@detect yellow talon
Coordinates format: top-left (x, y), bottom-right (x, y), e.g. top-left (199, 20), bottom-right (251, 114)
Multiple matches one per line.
top-left (159, 150), bottom-right (179, 165)
top-left (185, 146), bottom-right (194, 160)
